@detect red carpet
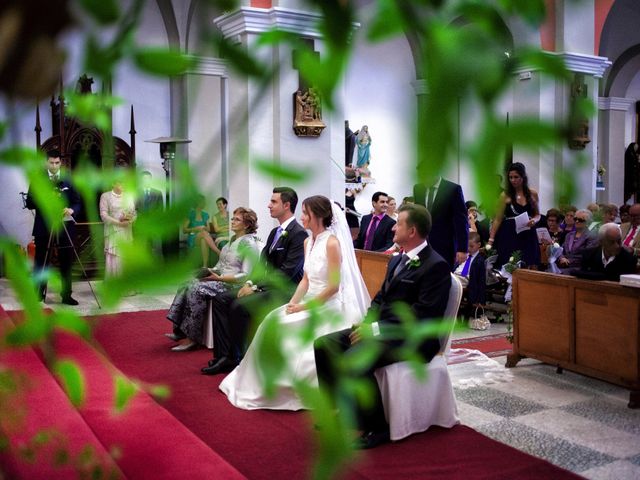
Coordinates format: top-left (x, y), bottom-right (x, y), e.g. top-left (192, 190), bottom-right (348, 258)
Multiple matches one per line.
top-left (452, 333), bottom-right (513, 358)
top-left (83, 309), bottom-right (577, 479)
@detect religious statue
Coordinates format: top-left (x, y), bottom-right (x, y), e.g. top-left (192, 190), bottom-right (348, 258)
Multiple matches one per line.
top-left (293, 88), bottom-right (325, 137)
top-left (568, 73), bottom-right (591, 150)
top-left (356, 125), bottom-right (371, 175)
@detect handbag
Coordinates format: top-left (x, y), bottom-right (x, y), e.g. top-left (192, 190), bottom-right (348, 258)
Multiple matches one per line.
top-left (469, 306), bottom-right (491, 331)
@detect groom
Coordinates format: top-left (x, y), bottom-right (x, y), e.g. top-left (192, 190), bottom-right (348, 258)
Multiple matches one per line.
top-left (201, 187), bottom-right (308, 375)
top-left (314, 203), bottom-right (451, 448)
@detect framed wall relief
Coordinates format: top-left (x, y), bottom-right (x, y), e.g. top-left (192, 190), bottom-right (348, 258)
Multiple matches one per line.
top-left (293, 87), bottom-right (325, 137)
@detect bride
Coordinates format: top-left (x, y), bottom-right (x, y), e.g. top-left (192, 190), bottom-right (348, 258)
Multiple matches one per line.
top-left (219, 195), bottom-right (370, 410)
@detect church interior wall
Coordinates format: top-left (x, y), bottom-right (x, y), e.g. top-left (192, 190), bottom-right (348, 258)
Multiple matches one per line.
top-left (343, 9), bottom-right (416, 215)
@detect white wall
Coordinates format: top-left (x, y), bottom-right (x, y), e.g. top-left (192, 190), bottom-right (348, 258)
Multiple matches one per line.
top-left (343, 10), bottom-right (416, 215)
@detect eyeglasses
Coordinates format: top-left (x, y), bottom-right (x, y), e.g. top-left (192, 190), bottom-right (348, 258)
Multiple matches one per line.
top-left (575, 218), bottom-right (587, 223)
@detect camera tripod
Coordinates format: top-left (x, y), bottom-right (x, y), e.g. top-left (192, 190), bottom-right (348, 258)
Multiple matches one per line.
top-left (41, 219), bottom-right (101, 308)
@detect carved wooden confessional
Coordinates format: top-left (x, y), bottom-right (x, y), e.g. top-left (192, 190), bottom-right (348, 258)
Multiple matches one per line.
top-left (35, 74), bottom-right (137, 276)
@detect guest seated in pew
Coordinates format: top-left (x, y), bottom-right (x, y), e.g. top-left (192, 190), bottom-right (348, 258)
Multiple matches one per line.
top-left (574, 223), bottom-right (637, 281)
top-left (542, 208), bottom-right (566, 246)
top-left (354, 191), bottom-right (396, 252)
top-left (165, 207), bottom-right (260, 351)
top-left (201, 187), bottom-right (308, 375)
top-left (314, 203), bottom-right (451, 449)
top-left (219, 196), bottom-right (370, 409)
top-left (557, 209), bottom-right (598, 274)
top-left (454, 232), bottom-right (486, 316)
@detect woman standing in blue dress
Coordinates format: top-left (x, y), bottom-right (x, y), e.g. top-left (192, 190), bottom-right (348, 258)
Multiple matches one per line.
top-left (488, 162), bottom-right (541, 269)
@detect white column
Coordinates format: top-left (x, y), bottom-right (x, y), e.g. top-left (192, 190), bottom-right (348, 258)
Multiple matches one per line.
top-left (598, 97), bottom-right (636, 206)
top-left (511, 52), bottom-right (611, 210)
top-left (215, 7), bottom-right (347, 241)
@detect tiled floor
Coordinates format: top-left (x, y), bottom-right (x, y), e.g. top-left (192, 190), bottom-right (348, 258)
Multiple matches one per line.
top-left (2, 278), bottom-right (639, 479)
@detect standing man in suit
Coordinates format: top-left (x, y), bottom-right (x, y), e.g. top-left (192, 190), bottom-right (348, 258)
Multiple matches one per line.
top-left (201, 187), bottom-right (308, 375)
top-left (314, 203), bottom-right (451, 448)
top-left (578, 223), bottom-right (637, 281)
top-left (137, 170), bottom-right (164, 213)
top-left (621, 203), bottom-right (640, 258)
top-left (354, 191), bottom-right (396, 251)
top-left (136, 170), bottom-right (165, 257)
top-left (414, 172), bottom-right (468, 269)
top-left (26, 149), bottom-right (82, 305)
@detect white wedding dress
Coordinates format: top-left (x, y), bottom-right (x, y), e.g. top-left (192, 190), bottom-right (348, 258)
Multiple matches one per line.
top-left (220, 226), bottom-right (367, 411)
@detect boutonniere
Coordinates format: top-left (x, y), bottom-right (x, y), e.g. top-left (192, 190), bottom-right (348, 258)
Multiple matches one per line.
top-left (406, 257), bottom-right (421, 269)
top-left (280, 230), bottom-right (288, 239)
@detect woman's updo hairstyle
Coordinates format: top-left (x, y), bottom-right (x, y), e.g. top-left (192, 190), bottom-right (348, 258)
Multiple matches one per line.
top-left (303, 195), bottom-right (333, 228)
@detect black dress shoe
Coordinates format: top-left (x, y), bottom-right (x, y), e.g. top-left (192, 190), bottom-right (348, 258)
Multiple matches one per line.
top-left (61, 296), bottom-right (79, 306)
top-left (201, 357), bottom-right (237, 375)
top-left (354, 430), bottom-right (391, 449)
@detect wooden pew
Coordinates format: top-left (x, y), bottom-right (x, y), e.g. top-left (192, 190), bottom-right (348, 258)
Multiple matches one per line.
top-left (508, 269), bottom-right (640, 408)
top-left (354, 249), bottom-right (391, 299)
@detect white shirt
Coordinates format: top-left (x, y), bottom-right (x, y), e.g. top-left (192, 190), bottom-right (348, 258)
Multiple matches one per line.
top-left (425, 177), bottom-right (442, 205)
top-left (601, 250), bottom-right (616, 268)
top-left (279, 216), bottom-right (295, 232)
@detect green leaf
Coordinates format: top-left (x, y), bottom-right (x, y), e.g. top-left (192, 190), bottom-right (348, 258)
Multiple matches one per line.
top-left (133, 48), bottom-right (198, 77)
top-left (114, 375), bottom-right (138, 413)
top-left (53, 311), bottom-right (92, 339)
top-left (254, 158), bottom-right (312, 183)
top-left (367, 0), bottom-right (407, 42)
top-left (517, 49), bottom-right (571, 81)
top-left (65, 91), bottom-right (121, 131)
top-left (148, 384), bottom-right (171, 400)
top-left (78, 0), bottom-right (120, 25)
top-left (217, 37), bottom-right (267, 77)
top-left (498, 0), bottom-right (546, 27)
top-left (53, 360), bottom-right (86, 407)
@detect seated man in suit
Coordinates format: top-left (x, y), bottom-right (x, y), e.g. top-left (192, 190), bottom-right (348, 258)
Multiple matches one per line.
top-left (576, 223), bottom-right (637, 281)
top-left (454, 232), bottom-right (486, 317)
top-left (201, 187), bottom-right (308, 375)
top-left (315, 203), bottom-right (451, 449)
top-left (353, 191), bottom-right (396, 251)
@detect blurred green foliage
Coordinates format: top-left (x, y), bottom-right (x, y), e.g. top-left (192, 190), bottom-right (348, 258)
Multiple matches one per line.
top-left (0, 0), bottom-right (587, 478)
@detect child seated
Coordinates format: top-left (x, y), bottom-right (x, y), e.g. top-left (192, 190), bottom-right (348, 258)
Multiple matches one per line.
top-left (453, 232), bottom-right (486, 315)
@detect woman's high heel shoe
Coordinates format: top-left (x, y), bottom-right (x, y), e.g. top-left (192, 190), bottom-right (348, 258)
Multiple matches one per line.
top-left (171, 341), bottom-right (196, 351)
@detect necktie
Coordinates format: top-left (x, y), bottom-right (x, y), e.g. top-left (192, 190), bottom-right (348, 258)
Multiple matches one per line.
top-left (364, 216), bottom-right (380, 250)
top-left (460, 255), bottom-right (472, 277)
top-left (624, 226), bottom-right (638, 247)
top-left (427, 187), bottom-right (435, 211)
top-left (393, 254), bottom-right (409, 278)
top-left (270, 226), bottom-right (283, 252)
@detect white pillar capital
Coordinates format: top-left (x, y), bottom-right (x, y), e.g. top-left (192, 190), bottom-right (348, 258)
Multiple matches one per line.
top-left (555, 52), bottom-right (611, 78)
top-left (186, 56), bottom-right (227, 77)
top-left (598, 96), bottom-right (636, 111)
top-left (515, 52), bottom-right (612, 79)
top-left (215, 7), bottom-right (359, 39)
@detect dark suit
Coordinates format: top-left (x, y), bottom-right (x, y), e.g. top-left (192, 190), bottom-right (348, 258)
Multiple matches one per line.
top-left (136, 187), bottom-right (164, 213)
top-left (211, 219), bottom-right (308, 361)
top-left (414, 179), bottom-right (468, 269)
top-left (26, 172), bottom-right (82, 299)
top-left (135, 187), bottom-right (165, 257)
top-left (575, 247), bottom-right (637, 281)
top-left (466, 254), bottom-right (486, 306)
top-left (354, 214), bottom-right (396, 252)
top-left (314, 244), bottom-right (451, 433)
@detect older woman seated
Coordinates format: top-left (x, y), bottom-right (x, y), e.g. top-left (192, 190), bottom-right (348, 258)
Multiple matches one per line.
top-left (544, 208), bottom-right (566, 246)
top-left (166, 207), bottom-right (260, 351)
top-left (557, 209), bottom-right (598, 274)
